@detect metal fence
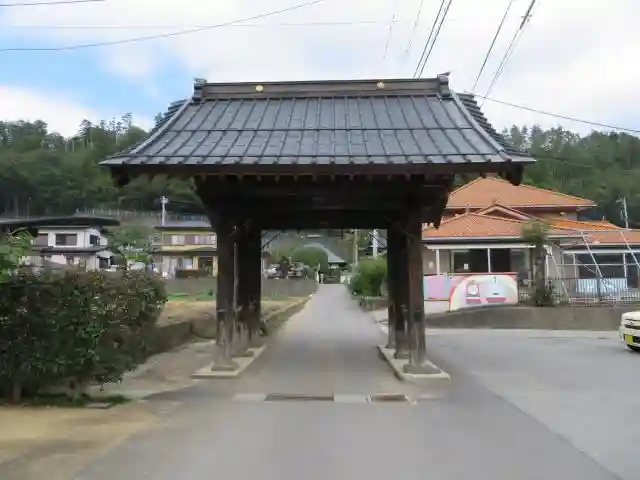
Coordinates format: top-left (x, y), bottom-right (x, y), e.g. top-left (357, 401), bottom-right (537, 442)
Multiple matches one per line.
top-left (519, 256), bottom-right (640, 305)
top-left (74, 208), bottom-right (208, 223)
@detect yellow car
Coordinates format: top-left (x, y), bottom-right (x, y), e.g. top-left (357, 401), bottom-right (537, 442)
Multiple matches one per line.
top-left (620, 312), bottom-right (640, 352)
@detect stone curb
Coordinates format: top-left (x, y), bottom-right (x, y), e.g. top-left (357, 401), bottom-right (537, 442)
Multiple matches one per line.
top-left (377, 345), bottom-right (450, 383)
top-left (191, 296), bottom-right (310, 379)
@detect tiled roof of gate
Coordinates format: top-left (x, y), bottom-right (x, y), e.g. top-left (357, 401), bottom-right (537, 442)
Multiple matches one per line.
top-left (101, 77), bottom-right (533, 169)
top-left (457, 93), bottom-right (529, 158)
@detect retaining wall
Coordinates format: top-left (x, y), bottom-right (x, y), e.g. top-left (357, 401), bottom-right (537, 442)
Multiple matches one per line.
top-left (426, 305), bottom-right (636, 330)
top-left (165, 278), bottom-right (318, 298)
top-left (147, 298), bottom-right (310, 354)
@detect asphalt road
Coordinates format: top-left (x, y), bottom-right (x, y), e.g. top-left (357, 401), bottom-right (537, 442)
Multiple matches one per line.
top-left (76, 286), bottom-right (638, 480)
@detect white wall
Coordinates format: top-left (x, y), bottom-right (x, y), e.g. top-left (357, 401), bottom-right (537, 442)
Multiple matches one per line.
top-left (35, 226), bottom-right (111, 270)
top-left (38, 227), bottom-right (107, 248)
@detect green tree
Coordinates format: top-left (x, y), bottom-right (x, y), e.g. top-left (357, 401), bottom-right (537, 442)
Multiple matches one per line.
top-left (0, 117), bottom-right (203, 216)
top-left (107, 225), bottom-right (155, 270)
top-left (0, 230), bottom-right (32, 281)
top-left (291, 246), bottom-right (329, 274)
top-left (521, 220), bottom-right (553, 306)
top-left (350, 256), bottom-right (387, 297)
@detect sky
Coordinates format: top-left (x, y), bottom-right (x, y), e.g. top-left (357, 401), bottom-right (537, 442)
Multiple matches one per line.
top-left (0, 0), bottom-right (638, 137)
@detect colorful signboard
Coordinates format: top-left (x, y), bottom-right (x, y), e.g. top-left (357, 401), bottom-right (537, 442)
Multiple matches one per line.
top-left (448, 274), bottom-right (519, 311)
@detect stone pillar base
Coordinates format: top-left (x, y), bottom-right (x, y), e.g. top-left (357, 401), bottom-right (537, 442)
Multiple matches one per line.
top-left (402, 362), bottom-right (440, 375)
top-left (393, 348), bottom-right (410, 360)
top-left (209, 361), bottom-right (239, 372)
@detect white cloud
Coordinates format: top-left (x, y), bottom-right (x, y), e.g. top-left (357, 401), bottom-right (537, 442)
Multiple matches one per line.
top-left (0, 85), bottom-right (153, 136)
top-left (2, 0), bottom-right (640, 134)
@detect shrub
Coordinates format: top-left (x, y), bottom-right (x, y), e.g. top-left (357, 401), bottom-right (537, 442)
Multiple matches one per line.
top-left (0, 270), bottom-right (166, 402)
top-left (349, 256), bottom-right (387, 297)
top-left (291, 247), bottom-right (329, 274)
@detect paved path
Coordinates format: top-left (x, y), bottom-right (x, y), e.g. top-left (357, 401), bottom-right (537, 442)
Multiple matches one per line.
top-left (76, 286), bottom-right (620, 480)
top-left (425, 328), bottom-right (640, 480)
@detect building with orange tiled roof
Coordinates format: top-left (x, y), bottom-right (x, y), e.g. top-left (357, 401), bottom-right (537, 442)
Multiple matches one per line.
top-left (445, 176), bottom-right (596, 214)
top-left (421, 176), bottom-right (640, 301)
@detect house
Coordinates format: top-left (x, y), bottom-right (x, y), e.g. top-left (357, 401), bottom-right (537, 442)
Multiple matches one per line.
top-left (302, 242), bottom-right (348, 269)
top-left (152, 220), bottom-right (218, 277)
top-left (0, 215), bottom-right (120, 270)
top-left (422, 176), bottom-right (640, 300)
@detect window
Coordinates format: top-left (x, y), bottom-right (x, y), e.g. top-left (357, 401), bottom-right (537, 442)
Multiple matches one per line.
top-left (177, 257), bottom-right (194, 269)
top-left (55, 233), bottom-right (77, 246)
top-left (33, 233), bottom-right (49, 246)
top-left (451, 250), bottom-right (470, 272)
top-left (194, 235), bottom-right (215, 245)
top-left (171, 235), bottom-right (185, 245)
top-left (89, 235), bottom-right (100, 246)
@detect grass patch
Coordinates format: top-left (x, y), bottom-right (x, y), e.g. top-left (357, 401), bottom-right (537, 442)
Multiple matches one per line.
top-left (1, 392), bottom-right (130, 408)
top-left (168, 291), bottom-right (215, 302)
top-left (262, 294), bottom-right (290, 302)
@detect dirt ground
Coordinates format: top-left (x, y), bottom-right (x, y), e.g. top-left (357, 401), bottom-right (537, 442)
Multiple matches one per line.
top-left (158, 299), bottom-right (291, 326)
top-left (0, 402), bottom-right (159, 480)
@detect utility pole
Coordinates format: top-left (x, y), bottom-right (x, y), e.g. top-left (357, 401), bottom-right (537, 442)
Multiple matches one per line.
top-left (160, 196), bottom-right (169, 226)
top-left (618, 197), bottom-right (630, 229)
top-left (372, 228), bottom-right (379, 257)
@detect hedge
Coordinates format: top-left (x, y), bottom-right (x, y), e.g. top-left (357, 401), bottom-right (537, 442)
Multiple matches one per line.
top-left (349, 256), bottom-right (387, 297)
top-left (0, 270), bottom-right (167, 402)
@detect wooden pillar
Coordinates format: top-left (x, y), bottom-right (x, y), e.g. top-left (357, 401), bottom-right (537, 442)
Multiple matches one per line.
top-left (406, 207), bottom-right (426, 367)
top-left (245, 225), bottom-right (263, 347)
top-left (390, 218), bottom-right (409, 359)
top-left (234, 224), bottom-right (252, 356)
top-left (213, 215), bottom-right (238, 370)
top-left (385, 227), bottom-right (397, 350)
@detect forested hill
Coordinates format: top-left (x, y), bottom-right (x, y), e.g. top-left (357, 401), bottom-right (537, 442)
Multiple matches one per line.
top-left (0, 116), bottom-right (204, 217)
top-left (503, 126), bottom-right (640, 226)
top-left (1, 118), bottom-right (639, 226)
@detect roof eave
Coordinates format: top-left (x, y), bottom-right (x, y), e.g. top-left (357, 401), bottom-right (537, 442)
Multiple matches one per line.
top-left (101, 159), bottom-right (529, 177)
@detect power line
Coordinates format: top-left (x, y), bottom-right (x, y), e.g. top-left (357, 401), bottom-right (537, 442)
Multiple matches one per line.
top-left (481, 27), bottom-right (522, 102)
top-left (475, 95), bottom-right (640, 134)
top-left (403, 0), bottom-right (425, 57)
top-left (382, 0), bottom-right (397, 61)
top-left (414, 0), bottom-right (454, 78)
top-left (0, 0), bottom-right (328, 52)
top-left (0, 0), bottom-right (102, 6)
top-left (481, 0), bottom-right (536, 101)
top-left (471, 0), bottom-right (515, 93)
top-left (412, 0), bottom-right (446, 78)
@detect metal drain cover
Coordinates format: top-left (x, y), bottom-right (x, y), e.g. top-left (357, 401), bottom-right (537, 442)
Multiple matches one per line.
top-left (264, 393), bottom-right (335, 402)
top-left (368, 393), bottom-right (410, 403)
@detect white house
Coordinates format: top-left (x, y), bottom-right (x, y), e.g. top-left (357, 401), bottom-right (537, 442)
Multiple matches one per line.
top-left (0, 216), bottom-right (120, 271)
